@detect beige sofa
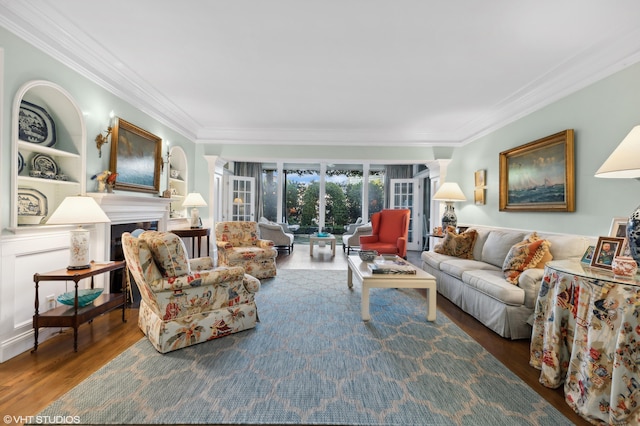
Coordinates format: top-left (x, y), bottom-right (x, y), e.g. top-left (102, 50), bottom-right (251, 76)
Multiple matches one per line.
top-left (421, 225), bottom-right (594, 339)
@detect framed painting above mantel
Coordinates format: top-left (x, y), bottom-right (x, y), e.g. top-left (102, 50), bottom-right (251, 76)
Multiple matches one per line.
top-left (499, 129), bottom-right (575, 212)
top-left (109, 117), bottom-right (162, 194)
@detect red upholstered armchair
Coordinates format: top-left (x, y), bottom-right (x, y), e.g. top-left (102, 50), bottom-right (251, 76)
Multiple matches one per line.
top-left (359, 209), bottom-right (411, 258)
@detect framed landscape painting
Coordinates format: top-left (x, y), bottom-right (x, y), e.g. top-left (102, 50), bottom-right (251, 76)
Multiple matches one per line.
top-left (499, 129), bottom-right (575, 212)
top-left (109, 118), bottom-right (162, 193)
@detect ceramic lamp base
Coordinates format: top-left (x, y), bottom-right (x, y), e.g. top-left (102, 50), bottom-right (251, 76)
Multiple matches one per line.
top-left (441, 202), bottom-right (457, 229)
top-left (190, 207), bottom-right (202, 229)
top-left (68, 227), bottom-right (91, 270)
top-left (627, 205), bottom-right (640, 267)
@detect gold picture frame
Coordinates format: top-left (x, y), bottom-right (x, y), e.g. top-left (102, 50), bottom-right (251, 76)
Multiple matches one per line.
top-left (109, 118), bottom-right (162, 193)
top-left (474, 170), bottom-right (486, 205)
top-left (474, 188), bottom-right (485, 205)
top-left (474, 170), bottom-right (485, 187)
top-left (499, 130), bottom-right (574, 212)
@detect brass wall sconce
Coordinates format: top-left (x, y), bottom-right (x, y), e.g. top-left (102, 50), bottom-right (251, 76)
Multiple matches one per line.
top-left (95, 111), bottom-right (115, 158)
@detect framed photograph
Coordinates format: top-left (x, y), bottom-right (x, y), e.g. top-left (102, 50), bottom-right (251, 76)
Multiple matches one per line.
top-left (474, 188), bottom-right (485, 205)
top-left (499, 130), bottom-right (574, 212)
top-left (109, 117), bottom-right (162, 193)
top-left (609, 217), bottom-right (628, 238)
top-left (580, 245), bottom-right (595, 264)
top-left (590, 236), bottom-right (625, 270)
top-left (474, 169), bottom-right (485, 187)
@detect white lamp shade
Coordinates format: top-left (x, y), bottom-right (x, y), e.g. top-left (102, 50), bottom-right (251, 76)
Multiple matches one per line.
top-left (47, 196), bottom-right (111, 225)
top-left (183, 192), bottom-right (207, 207)
top-left (595, 126), bottom-right (640, 178)
top-left (433, 182), bottom-right (466, 201)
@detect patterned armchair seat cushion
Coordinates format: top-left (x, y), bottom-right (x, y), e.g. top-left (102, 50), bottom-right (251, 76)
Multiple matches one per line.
top-left (215, 221), bottom-right (277, 279)
top-left (224, 246), bottom-right (279, 262)
top-left (122, 231), bottom-right (261, 353)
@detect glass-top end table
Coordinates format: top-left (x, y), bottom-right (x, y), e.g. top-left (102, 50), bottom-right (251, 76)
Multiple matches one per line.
top-left (546, 259), bottom-right (640, 287)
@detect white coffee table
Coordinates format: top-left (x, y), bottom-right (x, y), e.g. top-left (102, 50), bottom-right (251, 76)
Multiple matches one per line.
top-left (347, 255), bottom-right (437, 321)
top-left (309, 234), bottom-right (336, 257)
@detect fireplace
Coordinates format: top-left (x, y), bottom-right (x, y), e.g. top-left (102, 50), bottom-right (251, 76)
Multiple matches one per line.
top-left (88, 192), bottom-right (172, 305)
top-left (109, 221), bottom-right (158, 304)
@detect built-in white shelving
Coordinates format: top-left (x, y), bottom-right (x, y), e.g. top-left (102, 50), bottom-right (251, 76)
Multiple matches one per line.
top-left (11, 80), bottom-right (86, 229)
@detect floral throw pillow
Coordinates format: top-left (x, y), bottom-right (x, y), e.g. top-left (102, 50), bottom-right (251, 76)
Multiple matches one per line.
top-left (434, 229), bottom-right (478, 259)
top-left (502, 233), bottom-right (552, 284)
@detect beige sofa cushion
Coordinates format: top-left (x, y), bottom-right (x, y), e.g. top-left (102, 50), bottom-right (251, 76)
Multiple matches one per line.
top-left (470, 226), bottom-right (493, 262)
top-left (481, 230), bottom-right (526, 268)
top-left (461, 269), bottom-right (525, 306)
top-left (440, 258), bottom-right (500, 279)
top-left (528, 232), bottom-right (591, 261)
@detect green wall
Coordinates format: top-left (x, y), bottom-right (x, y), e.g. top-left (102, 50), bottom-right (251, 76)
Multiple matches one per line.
top-left (444, 62), bottom-right (640, 237)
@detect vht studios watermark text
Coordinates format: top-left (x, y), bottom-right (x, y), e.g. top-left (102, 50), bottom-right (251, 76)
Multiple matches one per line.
top-left (3, 415), bottom-right (80, 424)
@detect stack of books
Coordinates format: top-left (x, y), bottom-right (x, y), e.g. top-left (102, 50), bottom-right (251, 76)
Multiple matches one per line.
top-left (367, 256), bottom-right (417, 274)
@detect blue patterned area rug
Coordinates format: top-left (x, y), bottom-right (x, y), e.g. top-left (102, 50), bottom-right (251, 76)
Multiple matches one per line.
top-left (39, 269), bottom-right (570, 425)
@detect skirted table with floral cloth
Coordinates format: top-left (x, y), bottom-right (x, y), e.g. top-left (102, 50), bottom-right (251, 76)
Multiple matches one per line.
top-left (530, 259), bottom-right (640, 425)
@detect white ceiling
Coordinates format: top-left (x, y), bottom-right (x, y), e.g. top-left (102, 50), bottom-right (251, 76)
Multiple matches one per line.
top-left (2, 0), bottom-right (640, 146)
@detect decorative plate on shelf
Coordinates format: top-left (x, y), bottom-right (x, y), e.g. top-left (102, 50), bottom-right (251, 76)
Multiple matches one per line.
top-left (17, 187), bottom-right (48, 216)
top-left (18, 151), bottom-right (24, 174)
top-left (18, 100), bottom-right (57, 147)
top-left (31, 153), bottom-right (58, 175)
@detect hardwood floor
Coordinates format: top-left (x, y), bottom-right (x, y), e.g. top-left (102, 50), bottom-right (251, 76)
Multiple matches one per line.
top-left (0, 247), bottom-right (589, 425)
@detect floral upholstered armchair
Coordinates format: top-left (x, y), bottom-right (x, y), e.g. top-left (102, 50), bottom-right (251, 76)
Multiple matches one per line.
top-left (215, 221), bottom-right (278, 279)
top-left (122, 231), bottom-right (260, 354)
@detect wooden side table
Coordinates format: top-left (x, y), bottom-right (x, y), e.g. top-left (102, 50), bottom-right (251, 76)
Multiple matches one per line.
top-left (172, 228), bottom-right (211, 257)
top-left (32, 260), bottom-right (127, 353)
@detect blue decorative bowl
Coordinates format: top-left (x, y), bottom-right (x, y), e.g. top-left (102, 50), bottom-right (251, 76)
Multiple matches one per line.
top-left (317, 232), bottom-right (329, 237)
top-left (57, 288), bottom-right (104, 307)
top-left (359, 250), bottom-right (378, 261)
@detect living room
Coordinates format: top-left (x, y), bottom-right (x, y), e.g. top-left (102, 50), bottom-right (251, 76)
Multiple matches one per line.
top-left (1, 2), bottom-right (640, 425)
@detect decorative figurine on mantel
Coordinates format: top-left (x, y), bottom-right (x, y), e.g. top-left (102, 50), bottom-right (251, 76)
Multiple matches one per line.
top-left (91, 170), bottom-right (118, 192)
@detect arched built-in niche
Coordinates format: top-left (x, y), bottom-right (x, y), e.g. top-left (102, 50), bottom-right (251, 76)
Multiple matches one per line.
top-left (168, 145), bottom-right (188, 220)
top-left (11, 80), bottom-right (86, 229)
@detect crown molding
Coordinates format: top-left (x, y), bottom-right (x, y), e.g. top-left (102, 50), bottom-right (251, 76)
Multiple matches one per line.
top-left (457, 27), bottom-right (640, 145)
top-left (2, 2), bottom-right (639, 147)
top-left (196, 127), bottom-right (460, 146)
top-left (0, 1), bottom-right (199, 141)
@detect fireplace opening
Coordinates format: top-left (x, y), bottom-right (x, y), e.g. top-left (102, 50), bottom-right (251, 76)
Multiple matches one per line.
top-left (110, 221), bottom-right (158, 306)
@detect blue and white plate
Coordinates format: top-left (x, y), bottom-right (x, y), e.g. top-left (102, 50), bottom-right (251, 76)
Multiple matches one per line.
top-left (18, 100), bottom-right (57, 147)
top-left (18, 152), bottom-right (24, 174)
top-left (31, 153), bottom-right (58, 176)
top-left (17, 187), bottom-right (48, 216)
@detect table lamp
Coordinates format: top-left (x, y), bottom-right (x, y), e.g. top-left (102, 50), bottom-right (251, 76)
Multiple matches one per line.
top-left (432, 182), bottom-right (466, 229)
top-left (595, 125), bottom-right (640, 265)
top-left (183, 192), bottom-right (207, 228)
top-left (46, 195), bottom-right (111, 270)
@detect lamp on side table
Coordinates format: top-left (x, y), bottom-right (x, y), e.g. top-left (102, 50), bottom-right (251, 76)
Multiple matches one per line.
top-left (595, 125), bottom-right (640, 266)
top-left (432, 182), bottom-right (466, 229)
top-left (46, 195), bottom-right (111, 270)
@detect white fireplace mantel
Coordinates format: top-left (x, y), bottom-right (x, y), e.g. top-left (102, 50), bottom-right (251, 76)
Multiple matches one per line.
top-left (88, 192), bottom-right (172, 261)
top-left (88, 192), bottom-right (171, 224)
